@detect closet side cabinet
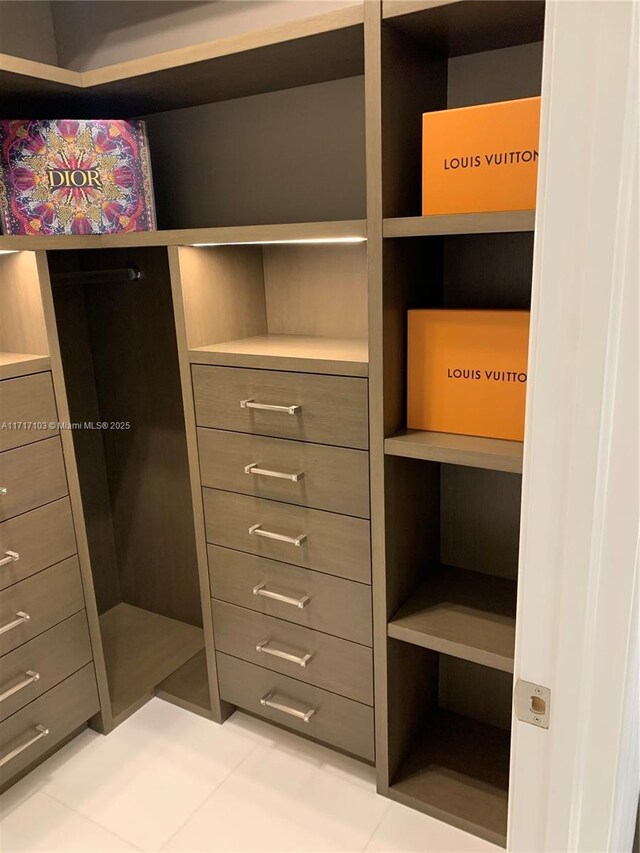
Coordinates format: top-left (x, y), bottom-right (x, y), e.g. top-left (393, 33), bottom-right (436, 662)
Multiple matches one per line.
top-left (169, 241), bottom-right (374, 760)
top-left (0, 252), bottom-right (102, 790)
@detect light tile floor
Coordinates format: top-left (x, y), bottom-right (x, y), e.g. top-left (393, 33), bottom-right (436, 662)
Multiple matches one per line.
top-left (0, 699), bottom-right (499, 853)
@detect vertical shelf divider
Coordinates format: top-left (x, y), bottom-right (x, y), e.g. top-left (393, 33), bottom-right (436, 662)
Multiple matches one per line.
top-left (364, 0), bottom-right (389, 794)
top-left (167, 246), bottom-right (234, 724)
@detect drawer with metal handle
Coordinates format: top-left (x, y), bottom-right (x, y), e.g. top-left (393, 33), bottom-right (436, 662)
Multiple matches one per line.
top-left (0, 498), bottom-right (76, 592)
top-left (192, 365), bottom-right (368, 450)
top-left (217, 653), bottom-right (374, 761)
top-left (0, 611), bottom-right (92, 722)
top-left (208, 546), bottom-right (372, 646)
top-left (197, 429), bottom-right (370, 518)
top-left (203, 489), bottom-right (371, 584)
top-left (0, 663), bottom-right (99, 788)
top-left (0, 372), bottom-right (59, 453)
top-left (212, 600), bottom-right (373, 705)
top-left (0, 556), bottom-right (84, 656)
top-left (0, 437), bottom-right (68, 522)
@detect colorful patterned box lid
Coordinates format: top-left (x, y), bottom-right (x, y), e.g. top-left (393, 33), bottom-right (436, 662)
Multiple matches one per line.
top-left (0, 119), bottom-right (156, 235)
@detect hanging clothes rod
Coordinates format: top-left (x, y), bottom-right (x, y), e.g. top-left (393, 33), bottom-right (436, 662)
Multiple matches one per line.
top-left (50, 267), bottom-right (142, 286)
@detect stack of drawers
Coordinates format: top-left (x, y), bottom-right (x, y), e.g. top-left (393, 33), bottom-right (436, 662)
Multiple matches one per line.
top-left (192, 364), bottom-right (374, 761)
top-left (0, 370), bottom-right (99, 788)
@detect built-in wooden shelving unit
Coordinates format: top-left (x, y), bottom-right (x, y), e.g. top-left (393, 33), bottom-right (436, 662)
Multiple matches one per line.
top-left (382, 0), bottom-right (544, 53)
top-left (155, 650), bottom-right (212, 720)
top-left (0, 0), bottom-right (545, 844)
top-left (390, 709), bottom-right (511, 847)
top-left (0, 6), bottom-right (364, 116)
top-left (383, 211), bottom-right (535, 238)
top-left (0, 220), bottom-right (367, 252)
top-left (44, 245), bottom-right (216, 731)
top-left (366, 0), bottom-right (544, 845)
top-left (385, 429), bottom-right (523, 473)
top-left (0, 352), bottom-right (51, 381)
top-left (190, 335), bottom-right (368, 377)
top-left (388, 565), bottom-right (516, 673)
top-left (0, 252), bottom-right (51, 380)
top-left (100, 604), bottom-right (204, 725)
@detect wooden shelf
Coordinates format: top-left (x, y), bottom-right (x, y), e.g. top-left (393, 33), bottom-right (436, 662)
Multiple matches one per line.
top-left (0, 53), bottom-right (82, 116)
top-left (389, 709), bottom-right (510, 847)
top-left (155, 650), bottom-right (212, 720)
top-left (385, 430), bottom-right (523, 473)
top-left (0, 219), bottom-right (367, 253)
top-left (0, 7), bottom-right (364, 116)
top-left (190, 335), bottom-right (368, 377)
top-left (383, 0), bottom-right (545, 57)
top-left (388, 566), bottom-right (516, 672)
top-left (100, 603), bottom-right (204, 725)
top-left (0, 352), bottom-right (51, 381)
top-left (384, 211), bottom-right (535, 238)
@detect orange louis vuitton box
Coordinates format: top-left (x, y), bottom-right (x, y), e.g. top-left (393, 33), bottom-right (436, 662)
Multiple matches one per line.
top-left (407, 310), bottom-right (530, 441)
top-left (422, 97), bottom-right (541, 216)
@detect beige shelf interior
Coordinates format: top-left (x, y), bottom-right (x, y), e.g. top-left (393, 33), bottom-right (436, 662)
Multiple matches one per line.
top-left (100, 603), bottom-right (204, 724)
top-left (385, 429), bottom-right (523, 473)
top-left (0, 220), bottom-right (367, 253)
top-left (174, 241), bottom-right (368, 376)
top-left (0, 252), bottom-right (50, 380)
top-left (190, 335), bottom-right (368, 377)
top-left (0, 353), bottom-right (51, 381)
top-left (388, 565), bottom-right (517, 673)
top-left (384, 211), bottom-right (535, 238)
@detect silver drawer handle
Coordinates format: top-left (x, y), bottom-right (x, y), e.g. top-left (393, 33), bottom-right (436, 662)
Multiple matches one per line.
top-left (0, 612), bottom-right (30, 635)
top-left (0, 487), bottom-right (7, 496)
top-left (253, 582), bottom-right (310, 609)
top-left (0, 724), bottom-right (49, 768)
top-left (0, 670), bottom-right (40, 703)
top-left (256, 640), bottom-right (312, 668)
top-left (249, 524), bottom-right (306, 547)
top-left (0, 551), bottom-right (19, 567)
top-left (260, 692), bottom-right (316, 723)
top-left (244, 462), bottom-right (304, 483)
top-left (241, 399), bottom-right (301, 415)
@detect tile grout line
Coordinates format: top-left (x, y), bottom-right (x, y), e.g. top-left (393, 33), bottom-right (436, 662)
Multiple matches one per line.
top-left (36, 790), bottom-right (145, 851)
top-left (158, 737), bottom-right (268, 852)
top-left (360, 797), bottom-right (394, 852)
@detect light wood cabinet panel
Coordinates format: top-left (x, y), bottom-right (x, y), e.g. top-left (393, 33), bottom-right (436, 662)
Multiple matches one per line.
top-left (208, 545), bottom-right (372, 646)
top-left (0, 373), bottom-right (59, 452)
top-left (198, 428), bottom-right (370, 518)
top-left (0, 557), bottom-right (84, 656)
top-left (0, 438), bottom-right (68, 522)
top-left (203, 489), bottom-right (371, 584)
top-left (0, 664), bottom-right (98, 788)
top-left (217, 652), bottom-right (374, 761)
top-left (192, 365), bottom-right (369, 449)
top-left (0, 499), bottom-right (76, 592)
top-left (0, 611), bottom-right (92, 722)
top-left (212, 600), bottom-right (373, 705)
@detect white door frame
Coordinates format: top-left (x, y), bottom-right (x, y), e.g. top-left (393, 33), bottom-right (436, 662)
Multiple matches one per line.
top-left (509, 1), bottom-right (639, 851)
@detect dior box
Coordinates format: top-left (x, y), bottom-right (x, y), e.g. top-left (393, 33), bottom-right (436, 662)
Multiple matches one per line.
top-left (0, 119), bottom-right (156, 235)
